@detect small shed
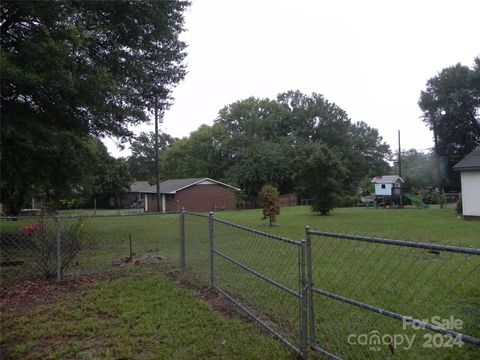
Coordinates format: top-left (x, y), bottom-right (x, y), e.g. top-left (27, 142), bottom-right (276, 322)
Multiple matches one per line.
top-left (453, 147), bottom-right (480, 220)
top-left (371, 175), bottom-right (404, 196)
top-left (126, 178), bottom-right (239, 213)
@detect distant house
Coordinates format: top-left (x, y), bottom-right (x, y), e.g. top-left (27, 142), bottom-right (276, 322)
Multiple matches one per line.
top-left (453, 147), bottom-right (480, 220)
top-left (371, 175), bottom-right (404, 196)
top-left (125, 178), bottom-right (239, 213)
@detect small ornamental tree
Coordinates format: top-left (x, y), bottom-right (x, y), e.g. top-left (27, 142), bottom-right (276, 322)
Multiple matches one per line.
top-left (260, 184), bottom-right (280, 226)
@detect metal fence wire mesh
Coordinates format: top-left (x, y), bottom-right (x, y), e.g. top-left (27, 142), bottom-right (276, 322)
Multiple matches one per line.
top-left (182, 212), bottom-right (210, 278)
top-left (181, 212), bottom-right (479, 359)
top-left (306, 229), bottom-right (480, 360)
top-left (1, 213), bottom-right (178, 282)
top-left (213, 218), bottom-right (306, 355)
top-left (1, 217), bottom-right (58, 281)
top-left (3, 211), bottom-right (479, 360)
top-left (181, 211), bottom-right (308, 357)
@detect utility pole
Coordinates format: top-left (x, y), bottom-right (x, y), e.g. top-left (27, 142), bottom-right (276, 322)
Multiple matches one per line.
top-left (154, 98), bottom-right (161, 213)
top-left (398, 130), bottom-right (403, 208)
top-left (398, 130), bottom-right (402, 178)
top-left (434, 110), bottom-right (446, 208)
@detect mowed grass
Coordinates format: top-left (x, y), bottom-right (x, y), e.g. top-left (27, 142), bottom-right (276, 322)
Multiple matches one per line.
top-left (215, 205), bottom-right (480, 247)
top-left (0, 214), bottom-right (181, 281)
top-left (1, 274), bottom-right (292, 359)
top-left (212, 206), bottom-right (480, 359)
top-left (2, 206), bottom-right (480, 359)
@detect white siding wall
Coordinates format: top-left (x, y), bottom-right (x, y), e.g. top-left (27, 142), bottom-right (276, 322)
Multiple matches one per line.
top-left (375, 183), bottom-right (392, 196)
top-left (461, 171), bottom-right (480, 216)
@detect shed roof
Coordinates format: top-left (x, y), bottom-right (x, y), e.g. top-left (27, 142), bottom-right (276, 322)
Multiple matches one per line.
top-left (129, 178), bottom-right (239, 194)
top-left (371, 175), bottom-right (404, 184)
top-left (453, 147), bottom-right (480, 171)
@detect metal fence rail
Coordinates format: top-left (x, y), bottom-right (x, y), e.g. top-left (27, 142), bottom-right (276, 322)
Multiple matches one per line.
top-left (180, 212), bottom-right (480, 359)
top-left (3, 211), bottom-right (479, 359)
top-left (306, 227), bottom-right (480, 359)
top-left (181, 210), bottom-right (308, 358)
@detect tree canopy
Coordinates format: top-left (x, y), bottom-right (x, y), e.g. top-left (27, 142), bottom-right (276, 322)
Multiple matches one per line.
top-left (418, 57), bottom-right (480, 189)
top-left (128, 131), bottom-right (176, 182)
top-left (161, 91), bottom-right (391, 210)
top-left (1, 0), bottom-right (189, 214)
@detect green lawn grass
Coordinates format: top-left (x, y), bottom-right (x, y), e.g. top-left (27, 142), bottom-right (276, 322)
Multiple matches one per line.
top-left (2, 206), bottom-right (479, 359)
top-left (210, 206), bottom-right (480, 359)
top-left (1, 273), bottom-right (292, 359)
top-left (215, 205), bottom-right (480, 247)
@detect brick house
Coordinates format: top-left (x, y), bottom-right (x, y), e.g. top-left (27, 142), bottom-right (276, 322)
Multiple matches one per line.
top-left (125, 178), bottom-right (239, 213)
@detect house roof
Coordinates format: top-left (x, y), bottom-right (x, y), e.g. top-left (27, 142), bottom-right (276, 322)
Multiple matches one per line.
top-left (371, 175), bottom-right (405, 184)
top-left (129, 178), bottom-right (239, 194)
top-left (130, 181), bottom-right (155, 193)
top-left (453, 147), bottom-right (480, 172)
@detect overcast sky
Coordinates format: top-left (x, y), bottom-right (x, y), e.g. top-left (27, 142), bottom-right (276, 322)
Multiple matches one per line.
top-left (106, 0), bottom-right (480, 157)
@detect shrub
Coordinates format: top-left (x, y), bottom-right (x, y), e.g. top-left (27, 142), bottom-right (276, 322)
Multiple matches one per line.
top-left (297, 144), bottom-right (347, 216)
top-left (21, 219), bottom-right (84, 279)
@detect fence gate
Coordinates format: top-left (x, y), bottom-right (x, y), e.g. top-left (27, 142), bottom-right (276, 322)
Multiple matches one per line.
top-left (181, 211), bottom-right (308, 358)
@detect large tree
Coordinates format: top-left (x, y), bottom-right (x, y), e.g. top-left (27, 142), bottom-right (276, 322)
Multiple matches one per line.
top-left (161, 125), bottom-right (227, 180)
top-left (226, 140), bottom-right (295, 199)
top-left (1, 0), bottom-right (189, 214)
top-left (161, 91), bottom-right (390, 207)
top-left (89, 142), bottom-right (132, 208)
top-left (214, 91), bottom-right (390, 196)
top-left (418, 57), bottom-right (480, 189)
top-left (128, 131), bottom-right (176, 182)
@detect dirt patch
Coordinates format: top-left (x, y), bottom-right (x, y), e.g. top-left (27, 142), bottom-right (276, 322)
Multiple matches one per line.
top-left (167, 271), bottom-right (245, 319)
top-left (0, 275), bottom-right (100, 314)
top-left (166, 271), bottom-right (291, 338)
top-left (111, 255), bottom-right (166, 267)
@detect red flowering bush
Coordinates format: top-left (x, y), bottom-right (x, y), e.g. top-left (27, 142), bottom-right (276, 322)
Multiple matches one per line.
top-left (18, 220), bottom-right (83, 279)
top-left (19, 223), bottom-right (46, 236)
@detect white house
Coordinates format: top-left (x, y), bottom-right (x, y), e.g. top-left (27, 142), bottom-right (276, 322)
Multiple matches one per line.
top-left (453, 147), bottom-right (480, 220)
top-left (371, 175), bottom-right (404, 196)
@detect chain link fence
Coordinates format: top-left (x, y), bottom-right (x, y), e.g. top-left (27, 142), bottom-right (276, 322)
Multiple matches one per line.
top-left (2, 210), bottom-right (479, 359)
top-left (181, 211), bottom-right (308, 357)
top-left (1, 217), bottom-right (60, 281)
top-left (305, 228), bottom-right (480, 359)
top-left (1, 213), bottom-right (179, 283)
top-left (180, 210), bottom-right (480, 359)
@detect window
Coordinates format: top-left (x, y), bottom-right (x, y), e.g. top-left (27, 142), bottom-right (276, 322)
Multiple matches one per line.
top-left (381, 184), bottom-right (386, 189)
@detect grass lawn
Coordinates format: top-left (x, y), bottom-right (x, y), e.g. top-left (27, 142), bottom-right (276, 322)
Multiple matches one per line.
top-left (215, 205), bottom-right (480, 247)
top-left (1, 271), bottom-right (292, 359)
top-left (2, 206), bottom-right (479, 359)
top-left (210, 206), bottom-right (480, 359)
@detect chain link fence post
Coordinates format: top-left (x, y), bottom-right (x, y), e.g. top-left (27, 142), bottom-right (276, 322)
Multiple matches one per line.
top-left (55, 216), bottom-right (61, 282)
top-left (305, 226), bottom-right (316, 349)
top-left (208, 211), bottom-right (215, 287)
top-left (299, 239), bottom-right (308, 359)
top-left (179, 208), bottom-right (185, 268)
